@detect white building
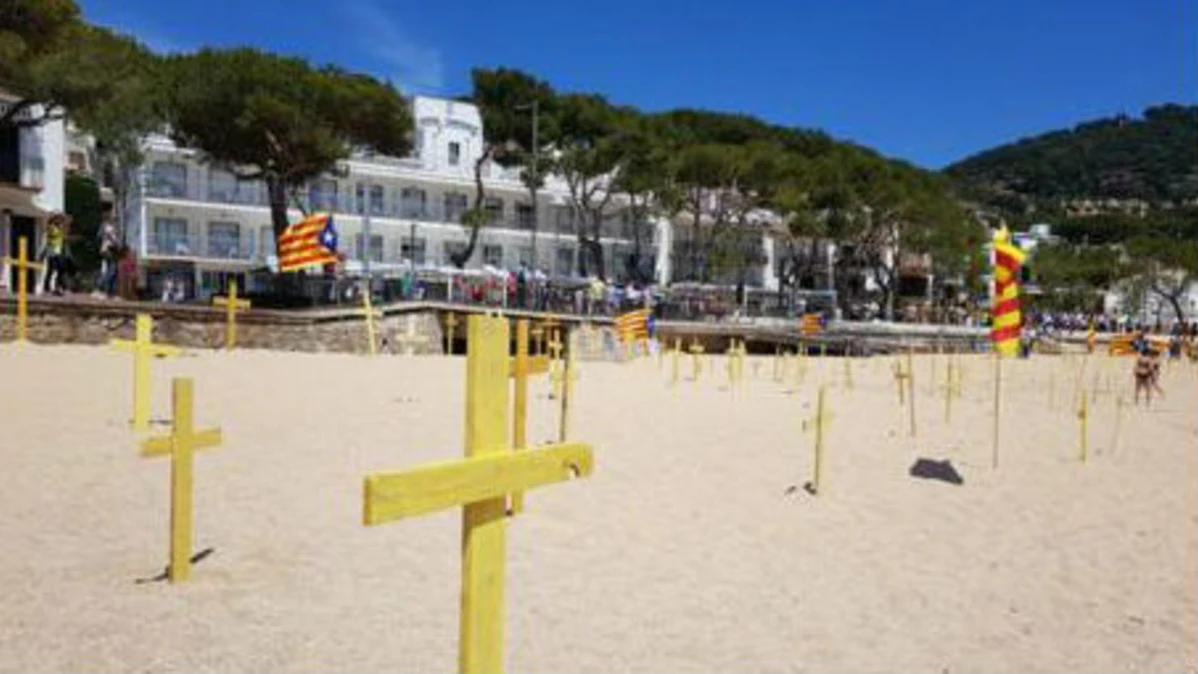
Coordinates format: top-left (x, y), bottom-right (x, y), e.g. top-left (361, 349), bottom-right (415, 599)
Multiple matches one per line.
top-left (0, 91), bottom-right (67, 293)
top-left (124, 96), bottom-right (703, 300)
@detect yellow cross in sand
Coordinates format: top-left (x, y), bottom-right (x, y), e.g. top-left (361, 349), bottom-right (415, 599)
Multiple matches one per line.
top-left (506, 319), bottom-right (550, 515)
top-left (361, 315), bottom-right (593, 674)
top-left (4, 237), bottom-right (44, 342)
top-left (688, 339), bottom-right (705, 380)
top-left (141, 377), bottom-right (222, 583)
top-left (361, 288), bottom-right (383, 356)
top-left (443, 312), bottom-right (459, 355)
top-left (211, 279), bottom-right (251, 350)
top-left (111, 314), bottom-right (181, 431)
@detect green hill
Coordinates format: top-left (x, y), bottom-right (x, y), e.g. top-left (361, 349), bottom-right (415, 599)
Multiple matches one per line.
top-left (945, 104), bottom-right (1198, 209)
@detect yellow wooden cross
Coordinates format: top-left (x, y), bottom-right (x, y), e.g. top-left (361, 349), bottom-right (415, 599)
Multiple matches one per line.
top-left (507, 319), bottom-right (550, 515)
top-left (362, 315), bottom-right (593, 674)
top-left (4, 237), bottom-right (43, 342)
top-left (842, 355), bottom-right (854, 391)
top-left (554, 338), bottom-right (579, 443)
top-left (111, 314), bottom-right (181, 432)
top-left (361, 289), bottom-right (383, 356)
top-left (773, 347), bottom-right (783, 382)
top-left (530, 324), bottom-right (546, 356)
top-left (688, 340), bottom-right (705, 380)
top-left (444, 312), bottom-right (460, 355)
top-left (807, 385), bottom-right (828, 495)
top-left (942, 358), bottom-right (955, 424)
top-left (394, 315), bottom-right (431, 356)
top-left (211, 279), bottom-right (251, 350)
top-left (892, 357), bottom-right (910, 406)
top-left (141, 377), bottom-right (222, 583)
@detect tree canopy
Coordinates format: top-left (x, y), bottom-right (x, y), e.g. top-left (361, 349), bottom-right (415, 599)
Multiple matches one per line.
top-left (159, 48), bottom-right (413, 237)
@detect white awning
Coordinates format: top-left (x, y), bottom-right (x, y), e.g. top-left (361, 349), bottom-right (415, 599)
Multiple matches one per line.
top-left (0, 184), bottom-right (51, 219)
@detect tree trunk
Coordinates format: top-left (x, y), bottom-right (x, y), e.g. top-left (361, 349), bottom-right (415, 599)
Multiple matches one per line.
top-left (267, 177), bottom-right (291, 240)
top-left (451, 153), bottom-right (491, 268)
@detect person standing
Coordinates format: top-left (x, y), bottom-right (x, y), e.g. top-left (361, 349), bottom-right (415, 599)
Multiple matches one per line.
top-left (98, 219), bottom-right (120, 296)
top-left (41, 213), bottom-right (68, 295)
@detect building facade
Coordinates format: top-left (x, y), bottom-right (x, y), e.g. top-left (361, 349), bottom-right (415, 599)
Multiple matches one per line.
top-left (124, 96), bottom-right (685, 300)
top-left (0, 92), bottom-right (66, 293)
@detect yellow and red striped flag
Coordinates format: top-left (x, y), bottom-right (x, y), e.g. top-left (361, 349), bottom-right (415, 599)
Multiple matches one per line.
top-left (800, 313), bottom-right (823, 337)
top-left (278, 213), bottom-right (340, 272)
top-left (615, 308), bottom-right (650, 343)
top-left (990, 226), bottom-right (1027, 356)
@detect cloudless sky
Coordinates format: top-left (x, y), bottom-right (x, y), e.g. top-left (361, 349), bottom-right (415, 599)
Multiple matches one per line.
top-left (81, 0), bottom-right (1195, 168)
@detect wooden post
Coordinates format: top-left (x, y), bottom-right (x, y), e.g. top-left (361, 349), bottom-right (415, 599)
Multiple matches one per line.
top-left (506, 320), bottom-right (549, 515)
top-left (141, 378), bottom-right (222, 583)
top-left (211, 279), bottom-right (251, 350)
top-left (944, 358), bottom-right (954, 424)
top-left (842, 355), bottom-right (853, 391)
top-left (893, 358), bottom-right (908, 407)
top-left (812, 385), bottom-right (826, 494)
top-left (558, 333), bottom-right (576, 443)
top-left (361, 289), bottom-right (383, 357)
top-left (111, 314), bottom-right (182, 432)
top-left (688, 340), bottom-right (704, 381)
top-left (4, 237), bottom-right (45, 342)
top-left (444, 312), bottom-right (459, 355)
top-left (992, 352), bottom-right (1002, 469)
top-left (362, 315), bottom-right (593, 674)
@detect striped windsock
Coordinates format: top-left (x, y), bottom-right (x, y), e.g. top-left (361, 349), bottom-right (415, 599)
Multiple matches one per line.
top-left (991, 227), bottom-right (1027, 356)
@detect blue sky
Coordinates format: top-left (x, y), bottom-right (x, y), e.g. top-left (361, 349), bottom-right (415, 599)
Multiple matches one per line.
top-left (81, 0), bottom-right (1194, 168)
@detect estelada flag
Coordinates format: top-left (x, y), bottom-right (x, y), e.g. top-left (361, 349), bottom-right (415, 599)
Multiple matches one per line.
top-left (615, 309), bottom-right (651, 343)
top-left (990, 226), bottom-right (1027, 356)
top-left (278, 213), bottom-right (340, 272)
top-left (800, 313), bottom-right (823, 337)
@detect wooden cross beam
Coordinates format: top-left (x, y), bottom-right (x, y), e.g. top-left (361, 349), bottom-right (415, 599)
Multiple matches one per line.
top-left (141, 378), bottom-right (222, 583)
top-left (394, 316), bottom-right (431, 356)
top-left (211, 279), bottom-right (251, 350)
top-left (507, 319), bottom-right (550, 515)
top-left (111, 314), bottom-right (182, 431)
top-left (361, 289), bottom-right (383, 357)
top-left (892, 358), bottom-right (910, 407)
top-left (362, 315), bottom-right (593, 674)
top-left (529, 324), bottom-right (546, 356)
top-left (4, 237), bottom-right (44, 342)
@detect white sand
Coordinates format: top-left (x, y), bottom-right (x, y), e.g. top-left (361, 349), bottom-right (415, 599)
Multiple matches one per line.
top-left (1, 343), bottom-right (1194, 673)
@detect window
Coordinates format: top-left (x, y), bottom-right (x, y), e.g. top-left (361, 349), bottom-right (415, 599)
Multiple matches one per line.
top-left (151, 218), bottom-right (189, 255)
top-left (482, 244), bottom-right (504, 268)
top-left (516, 246), bottom-right (534, 267)
top-left (150, 162), bottom-right (187, 198)
top-left (309, 179), bottom-right (338, 212)
top-left (400, 187), bottom-right (426, 218)
top-left (354, 184), bottom-right (366, 214)
top-left (556, 246), bottom-right (575, 276)
top-left (370, 184), bottom-right (385, 216)
top-left (555, 206), bottom-right (576, 233)
top-left (443, 240), bottom-right (470, 265)
top-left (259, 226), bottom-right (275, 258)
top-left (207, 221), bottom-right (241, 258)
top-left (208, 169), bottom-right (237, 203)
top-left (515, 203), bottom-right (535, 229)
top-left (400, 237), bottom-right (426, 265)
top-left (443, 192), bottom-right (468, 222)
top-left (354, 234), bottom-right (385, 263)
top-left (448, 141), bottom-right (461, 166)
top-left (483, 197), bottom-right (504, 225)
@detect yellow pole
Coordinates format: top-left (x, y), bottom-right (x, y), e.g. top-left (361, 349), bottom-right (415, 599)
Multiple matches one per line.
top-left (225, 279), bottom-right (238, 349)
top-left (511, 320), bottom-right (530, 514)
top-left (133, 315), bottom-right (152, 431)
top-left (460, 316), bottom-right (509, 674)
top-left (12, 237), bottom-right (41, 343)
top-left (559, 339), bottom-right (574, 443)
top-left (362, 291), bottom-right (378, 357)
top-left (812, 385), bottom-right (826, 494)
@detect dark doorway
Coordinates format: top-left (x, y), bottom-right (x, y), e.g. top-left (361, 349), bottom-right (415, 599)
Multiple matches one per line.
top-left (8, 215), bottom-right (37, 291)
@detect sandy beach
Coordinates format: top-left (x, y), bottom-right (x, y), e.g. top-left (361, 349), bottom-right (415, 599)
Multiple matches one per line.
top-left (1, 342), bottom-right (1194, 673)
